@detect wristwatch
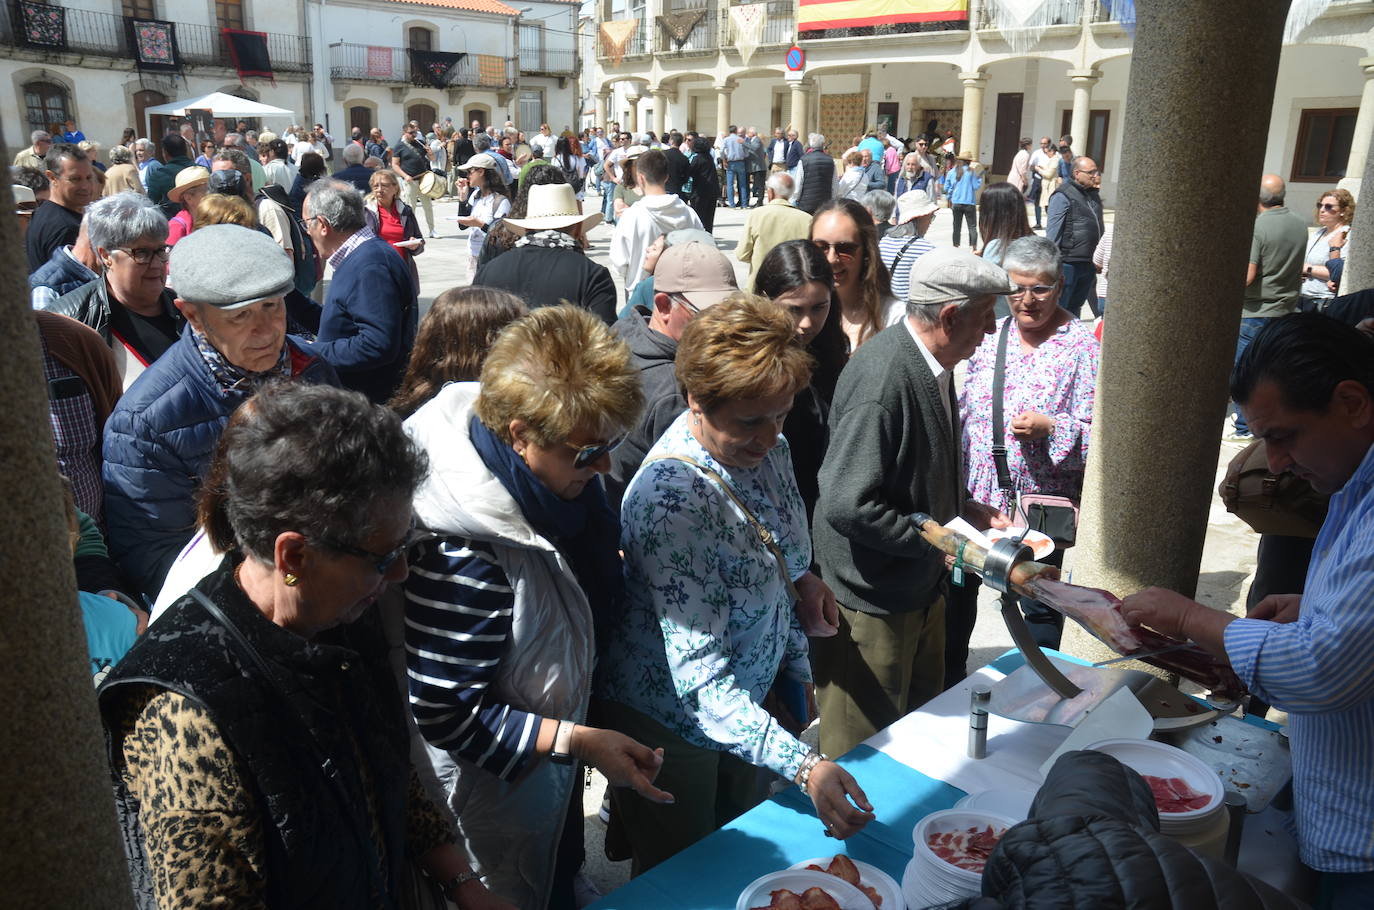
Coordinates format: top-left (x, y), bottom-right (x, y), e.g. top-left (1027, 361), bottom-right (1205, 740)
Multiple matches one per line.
top-left (551, 719), bottom-right (576, 765)
top-left (439, 869), bottom-right (482, 897)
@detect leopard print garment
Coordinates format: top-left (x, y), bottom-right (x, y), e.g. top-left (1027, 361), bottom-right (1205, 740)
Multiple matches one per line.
top-left (111, 685), bottom-right (455, 908)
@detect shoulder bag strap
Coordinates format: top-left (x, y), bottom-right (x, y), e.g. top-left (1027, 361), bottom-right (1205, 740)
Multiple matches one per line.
top-left (188, 587), bottom-right (398, 910)
top-left (890, 235), bottom-right (921, 274)
top-left (991, 316), bottom-right (1016, 497)
top-left (643, 454), bottom-right (800, 603)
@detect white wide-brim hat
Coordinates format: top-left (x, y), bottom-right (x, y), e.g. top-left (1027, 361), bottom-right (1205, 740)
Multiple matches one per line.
top-left (504, 183), bottom-right (605, 233)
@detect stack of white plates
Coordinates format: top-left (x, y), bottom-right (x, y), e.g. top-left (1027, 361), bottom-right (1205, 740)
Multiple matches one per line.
top-left (1084, 738), bottom-right (1225, 838)
top-left (953, 788), bottom-right (1036, 822)
top-left (902, 808), bottom-right (1016, 908)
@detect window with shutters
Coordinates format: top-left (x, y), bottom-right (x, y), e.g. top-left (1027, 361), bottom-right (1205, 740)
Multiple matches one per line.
top-left (216, 0), bottom-right (244, 31)
top-left (122, 0), bottom-right (156, 18)
top-left (1291, 108), bottom-right (1357, 182)
top-left (24, 81), bottom-right (70, 135)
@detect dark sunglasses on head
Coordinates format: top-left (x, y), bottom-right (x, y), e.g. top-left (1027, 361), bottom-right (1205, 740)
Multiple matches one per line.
top-left (812, 239), bottom-right (860, 261)
top-left (566, 433), bottom-right (628, 470)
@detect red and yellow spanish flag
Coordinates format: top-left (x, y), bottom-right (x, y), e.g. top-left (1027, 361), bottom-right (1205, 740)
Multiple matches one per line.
top-left (798, 0), bottom-right (968, 32)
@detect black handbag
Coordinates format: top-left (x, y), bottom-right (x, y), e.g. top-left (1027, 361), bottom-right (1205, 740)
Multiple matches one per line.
top-left (991, 317), bottom-right (1080, 548)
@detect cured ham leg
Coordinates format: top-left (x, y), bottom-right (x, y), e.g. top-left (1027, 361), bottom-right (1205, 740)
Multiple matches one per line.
top-left (910, 516), bottom-right (1247, 701)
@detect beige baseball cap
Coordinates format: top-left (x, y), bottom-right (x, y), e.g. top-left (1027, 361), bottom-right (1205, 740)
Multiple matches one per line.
top-left (653, 241), bottom-right (738, 310)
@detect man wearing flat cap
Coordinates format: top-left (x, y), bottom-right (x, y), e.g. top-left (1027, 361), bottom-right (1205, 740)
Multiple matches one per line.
top-left (102, 224), bottom-right (339, 600)
top-left (812, 247), bottom-right (1014, 758)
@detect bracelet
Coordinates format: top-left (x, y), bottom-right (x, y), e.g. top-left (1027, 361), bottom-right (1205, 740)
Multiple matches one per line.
top-left (795, 751), bottom-right (827, 795)
top-left (438, 869), bottom-right (482, 897)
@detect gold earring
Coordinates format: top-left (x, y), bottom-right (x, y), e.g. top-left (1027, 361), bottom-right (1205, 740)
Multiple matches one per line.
top-left (284, 573), bottom-right (299, 586)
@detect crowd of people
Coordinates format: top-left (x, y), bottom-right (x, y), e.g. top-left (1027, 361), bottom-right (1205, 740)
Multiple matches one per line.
top-left (18, 110), bottom-right (1370, 910)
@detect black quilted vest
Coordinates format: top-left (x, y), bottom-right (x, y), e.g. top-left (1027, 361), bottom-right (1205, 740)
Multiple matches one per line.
top-left (98, 559), bottom-right (411, 910)
top-left (1050, 179), bottom-right (1104, 262)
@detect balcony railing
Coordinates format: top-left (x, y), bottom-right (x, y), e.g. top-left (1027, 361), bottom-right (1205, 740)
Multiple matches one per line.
top-left (520, 45), bottom-right (576, 75)
top-left (0, 4), bottom-right (311, 71)
top-left (599, 1), bottom-right (795, 61)
top-left (330, 43), bottom-right (517, 88)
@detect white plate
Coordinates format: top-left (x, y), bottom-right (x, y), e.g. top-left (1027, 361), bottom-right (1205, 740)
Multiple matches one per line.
top-left (985, 527), bottom-right (1055, 560)
top-left (954, 788), bottom-right (1036, 822)
top-left (736, 869), bottom-right (873, 910)
top-left (1082, 737), bottom-right (1225, 822)
top-left (788, 857), bottom-right (904, 910)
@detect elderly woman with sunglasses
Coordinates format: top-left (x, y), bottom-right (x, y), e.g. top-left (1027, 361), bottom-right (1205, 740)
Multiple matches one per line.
top-left (99, 383), bottom-right (512, 910)
top-left (598, 295), bottom-right (874, 875)
top-left (949, 235), bottom-right (1099, 676)
top-left (401, 305), bottom-right (672, 910)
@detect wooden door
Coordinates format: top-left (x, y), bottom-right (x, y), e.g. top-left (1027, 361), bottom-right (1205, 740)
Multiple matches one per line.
top-left (408, 103), bottom-right (437, 129)
top-left (991, 92), bottom-right (1023, 175)
top-left (1060, 109), bottom-right (1110, 167)
top-left (349, 106), bottom-right (372, 134)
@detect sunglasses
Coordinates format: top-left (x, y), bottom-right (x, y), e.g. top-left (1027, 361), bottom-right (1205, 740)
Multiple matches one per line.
top-left (812, 239), bottom-right (861, 261)
top-left (1320, 203), bottom-right (1341, 211)
top-left (565, 433), bottom-right (627, 470)
top-left (321, 531), bottom-right (413, 575)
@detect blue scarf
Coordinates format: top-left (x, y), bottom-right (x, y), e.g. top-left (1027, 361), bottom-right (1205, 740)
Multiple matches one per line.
top-left (468, 416), bottom-right (625, 637)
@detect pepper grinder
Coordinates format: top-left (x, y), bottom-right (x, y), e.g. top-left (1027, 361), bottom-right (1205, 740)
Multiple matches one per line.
top-left (969, 683), bottom-right (991, 759)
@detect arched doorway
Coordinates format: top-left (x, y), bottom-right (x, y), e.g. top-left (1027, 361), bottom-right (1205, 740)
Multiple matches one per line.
top-left (407, 102), bottom-right (437, 129)
top-left (132, 89), bottom-right (168, 140)
top-left (350, 105), bottom-right (372, 134)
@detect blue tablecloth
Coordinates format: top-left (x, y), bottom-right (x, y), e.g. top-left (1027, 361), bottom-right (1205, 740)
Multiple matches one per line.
top-left (589, 745), bottom-right (965, 910)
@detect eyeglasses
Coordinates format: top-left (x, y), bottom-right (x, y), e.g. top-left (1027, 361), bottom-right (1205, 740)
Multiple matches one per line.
top-left (1075, 168), bottom-right (1101, 177)
top-left (1008, 284), bottom-right (1057, 300)
top-left (565, 433), bottom-right (628, 470)
top-left (320, 533), bottom-right (412, 575)
top-left (1320, 203), bottom-right (1341, 211)
top-left (812, 239), bottom-right (861, 261)
top-left (116, 245), bottom-right (172, 265)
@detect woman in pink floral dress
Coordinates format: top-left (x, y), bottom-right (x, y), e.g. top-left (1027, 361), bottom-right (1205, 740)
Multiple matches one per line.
top-left (947, 235), bottom-right (1100, 680)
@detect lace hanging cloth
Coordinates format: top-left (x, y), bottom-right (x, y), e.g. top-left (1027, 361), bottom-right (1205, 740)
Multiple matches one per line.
top-left (600, 19), bottom-right (641, 68)
top-left (658, 9), bottom-right (708, 49)
top-left (729, 4), bottom-right (767, 66)
top-left (986, 0), bottom-right (1081, 54)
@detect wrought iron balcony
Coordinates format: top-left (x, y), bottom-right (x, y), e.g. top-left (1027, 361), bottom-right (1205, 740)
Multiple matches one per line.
top-left (0, 4), bottom-right (311, 72)
top-left (520, 44), bottom-right (576, 76)
top-left (329, 42), bottom-right (518, 88)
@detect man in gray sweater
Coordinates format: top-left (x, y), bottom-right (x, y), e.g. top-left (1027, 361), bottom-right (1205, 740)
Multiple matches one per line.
top-left (812, 247), bottom-right (1015, 758)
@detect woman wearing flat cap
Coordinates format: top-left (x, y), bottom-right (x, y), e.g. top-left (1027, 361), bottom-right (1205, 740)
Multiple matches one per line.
top-left (471, 182), bottom-right (616, 324)
top-left (102, 224), bottom-right (339, 601)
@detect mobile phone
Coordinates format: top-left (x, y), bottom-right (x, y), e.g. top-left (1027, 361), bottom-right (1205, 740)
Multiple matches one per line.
top-left (48, 375), bottom-right (86, 401)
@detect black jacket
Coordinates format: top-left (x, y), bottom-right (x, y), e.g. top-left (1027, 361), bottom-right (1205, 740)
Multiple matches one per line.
top-left (959, 750), bottom-right (1301, 910)
top-left (99, 559), bottom-right (412, 910)
top-left (1049, 180), bottom-right (1104, 262)
top-left (473, 242), bottom-right (617, 325)
top-left (663, 147), bottom-right (690, 197)
top-left (43, 276), bottom-right (182, 352)
top-left (795, 150), bottom-right (836, 215)
top-left (607, 307), bottom-right (684, 511)
top-left (688, 153), bottom-right (720, 203)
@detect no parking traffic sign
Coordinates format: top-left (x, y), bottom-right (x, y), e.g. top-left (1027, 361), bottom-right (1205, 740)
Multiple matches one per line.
top-left (785, 45), bottom-right (805, 71)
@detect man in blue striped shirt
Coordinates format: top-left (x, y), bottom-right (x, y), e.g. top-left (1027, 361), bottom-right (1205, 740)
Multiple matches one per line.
top-left (1123, 313), bottom-right (1374, 909)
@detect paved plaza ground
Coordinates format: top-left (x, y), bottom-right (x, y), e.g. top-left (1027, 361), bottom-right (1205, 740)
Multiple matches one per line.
top-left (388, 187), bottom-right (1262, 900)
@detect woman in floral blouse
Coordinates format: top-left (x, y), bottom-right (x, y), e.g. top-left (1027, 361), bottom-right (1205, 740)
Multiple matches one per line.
top-left (599, 295), bottom-right (874, 874)
top-left (956, 235), bottom-right (1100, 656)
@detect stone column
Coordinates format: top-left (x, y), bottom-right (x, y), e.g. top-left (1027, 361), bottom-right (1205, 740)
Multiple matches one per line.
top-left (654, 89), bottom-right (671, 134)
top-left (1061, 0), bottom-right (1291, 668)
top-left (596, 92), bottom-right (611, 131)
top-left (1340, 121), bottom-right (1374, 293)
top-left (0, 188), bottom-right (134, 902)
top-left (958, 70), bottom-right (988, 159)
top-left (625, 92), bottom-right (640, 134)
top-left (789, 80), bottom-right (809, 136)
top-left (716, 83), bottom-right (733, 135)
top-left (1340, 57), bottom-right (1374, 199)
top-left (1068, 68), bottom-right (1101, 155)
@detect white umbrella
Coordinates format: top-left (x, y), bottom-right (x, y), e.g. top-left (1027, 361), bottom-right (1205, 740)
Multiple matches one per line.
top-left (142, 91), bottom-right (295, 137)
